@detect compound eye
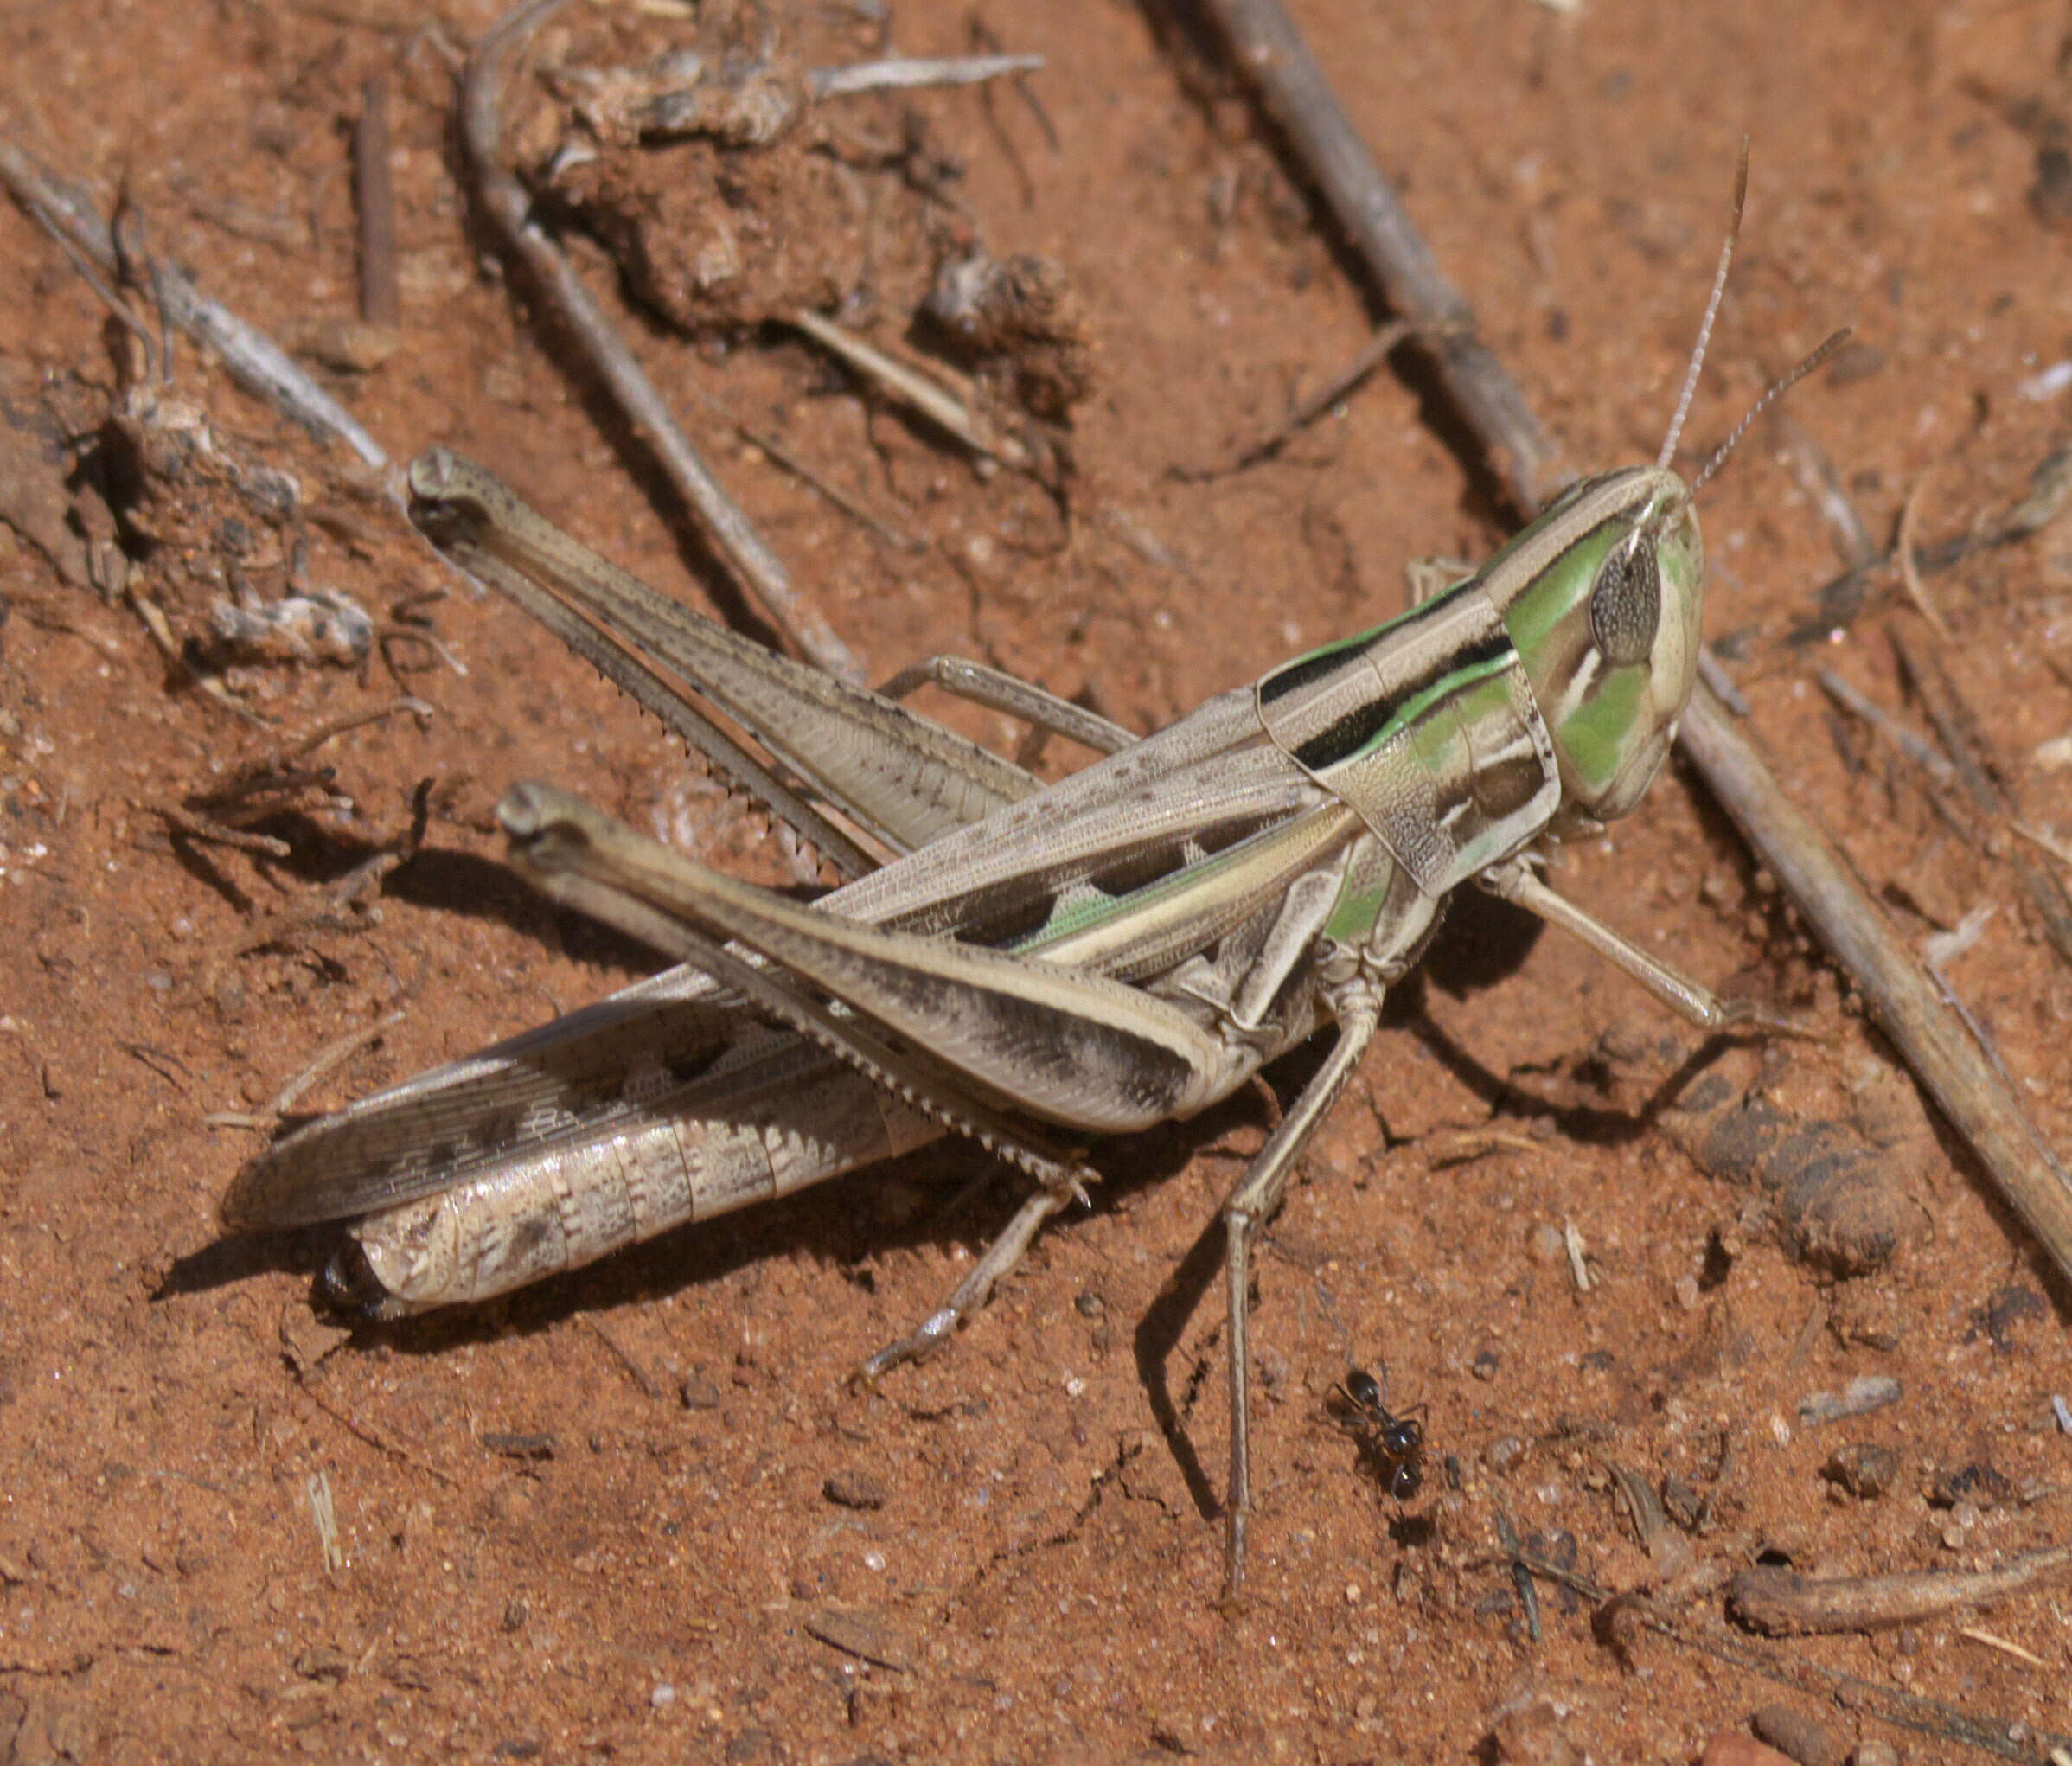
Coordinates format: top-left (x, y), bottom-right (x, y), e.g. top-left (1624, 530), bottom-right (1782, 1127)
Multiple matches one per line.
top-left (1589, 534), bottom-right (1661, 668)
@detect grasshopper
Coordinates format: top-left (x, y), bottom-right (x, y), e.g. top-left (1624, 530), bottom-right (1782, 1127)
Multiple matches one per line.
top-left (223, 185), bottom-right (1840, 1594)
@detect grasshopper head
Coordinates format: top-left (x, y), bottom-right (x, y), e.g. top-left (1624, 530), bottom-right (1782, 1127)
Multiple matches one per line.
top-left (1481, 465), bottom-right (1702, 832)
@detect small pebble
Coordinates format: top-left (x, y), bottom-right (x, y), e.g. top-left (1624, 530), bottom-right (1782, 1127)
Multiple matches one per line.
top-left (1820, 1443), bottom-right (1898, 1500)
top-left (1848, 1744), bottom-right (1897, 1766)
top-left (1484, 1693), bottom-right (1576, 1763)
top-left (1751, 1703), bottom-right (1845, 1766)
top-left (1485, 1436), bottom-right (1526, 1473)
top-left (1797, 1375), bottom-right (1901, 1426)
top-left (1472, 1347), bottom-right (1501, 1381)
top-left (1937, 1502), bottom-right (1982, 1549)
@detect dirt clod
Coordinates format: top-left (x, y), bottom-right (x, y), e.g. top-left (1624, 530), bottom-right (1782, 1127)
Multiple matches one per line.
top-left (822, 1470), bottom-right (888, 1510)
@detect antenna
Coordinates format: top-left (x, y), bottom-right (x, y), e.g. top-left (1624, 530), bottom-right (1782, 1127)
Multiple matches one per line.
top-left (1688, 328), bottom-right (1853, 500)
top-left (1657, 139), bottom-right (1750, 472)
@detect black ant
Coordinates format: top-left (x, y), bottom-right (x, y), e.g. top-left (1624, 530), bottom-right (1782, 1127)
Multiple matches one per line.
top-left (1334, 1364), bottom-right (1425, 1501)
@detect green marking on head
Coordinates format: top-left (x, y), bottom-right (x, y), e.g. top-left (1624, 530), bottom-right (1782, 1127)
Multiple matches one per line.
top-left (1481, 467), bottom-right (1704, 824)
top-left (1556, 662), bottom-right (1647, 793)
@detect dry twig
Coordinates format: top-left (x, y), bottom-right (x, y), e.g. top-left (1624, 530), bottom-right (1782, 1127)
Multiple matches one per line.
top-left (1729, 1545), bottom-right (2072, 1636)
top-left (786, 307), bottom-right (1040, 474)
top-left (354, 74), bottom-right (401, 328)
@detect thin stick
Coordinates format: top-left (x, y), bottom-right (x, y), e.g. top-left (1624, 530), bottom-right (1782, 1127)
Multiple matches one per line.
top-left (112, 195), bottom-right (176, 383)
top-left (1197, 4), bottom-right (2072, 1288)
top-left (786, 308), bottom-right (1037, 472)
top-left (295, 1379), bottom-right (460, 1489)
top-left (270, 1009), bottom-right (408, 1116)
top-left (739, 422), bottom-right (925, 553)
top-left (579, 1315), bottom-right (664, 1401)
top-left (354, 74), bottom-right (401, 328)
top-left (1771, 406), bottom-right (1881, 569)
top-left (1195, 0), bottom-right (1562, 514)
top-left (807, 54), bottom-right (1045, 100)
top-left (1891, 625), bottom-right (2072, 968)
top-left (1956, 1625), bottom-right (2049, 1670)
top-left (461, 0), bottom-right (864, 682)
top-left (1798, 440), bottom-right (2072, 643)
top-left (157, 807), bottom-right (293, 859)
top-left (1818, 669), bottom-right (1960, 789)
top-left (306, 1469), bottom-right (344, 1574)
top-left (1896, 467), bottom-right (1955, 641)
top-left (0, 138), bottom-right (389, 471)
top-left (30, 203), bottom-right (163, 372)
top-left (1178, 319), bottom-right (1413, 479)
top-left (282, 694), bottom-right (436, 762)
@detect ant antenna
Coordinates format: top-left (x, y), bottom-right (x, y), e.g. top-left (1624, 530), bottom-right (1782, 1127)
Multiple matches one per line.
top-left (1656, 139), bottom-right (1749, 472)
top-left (1687, 328), bottom-right (1853, 500)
